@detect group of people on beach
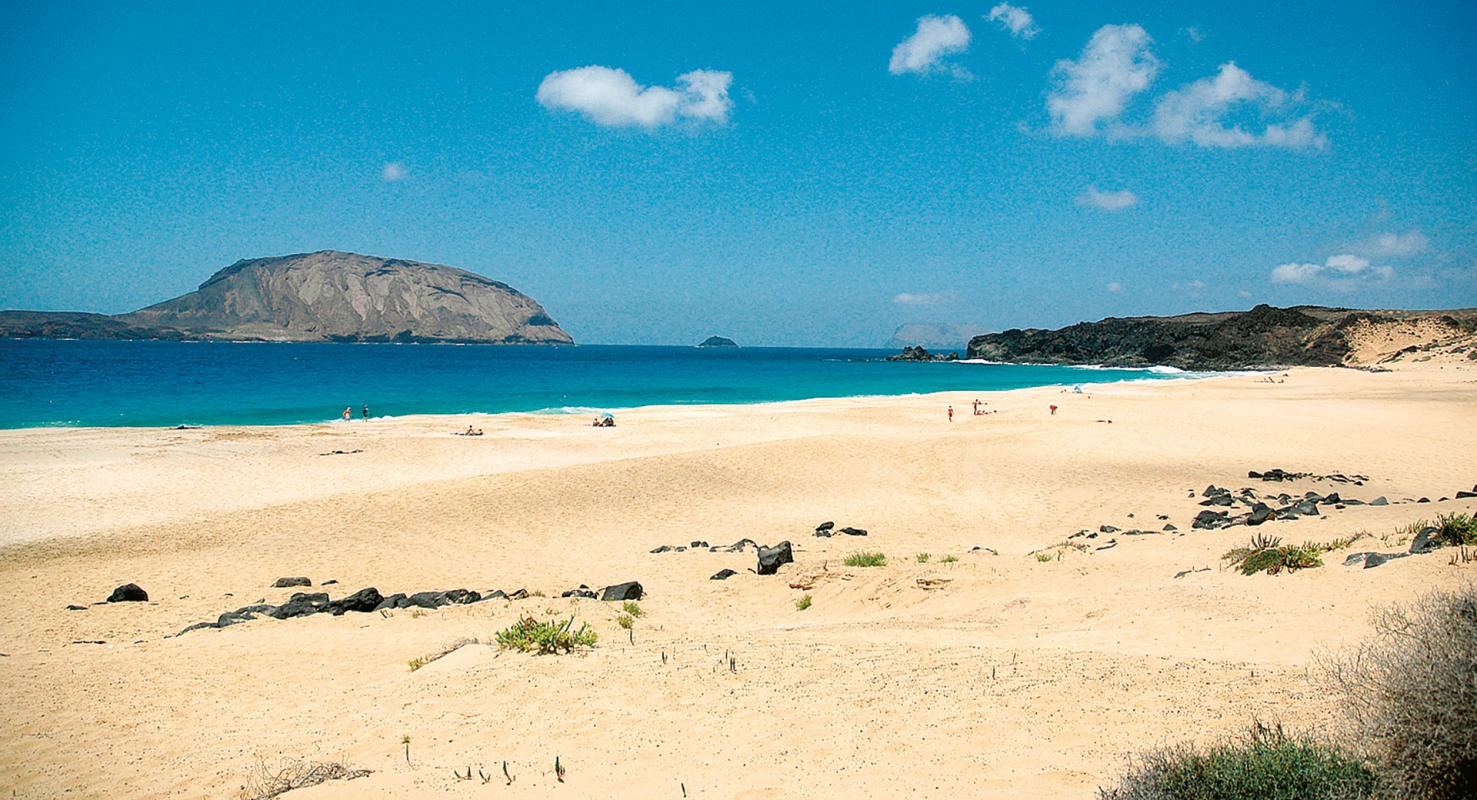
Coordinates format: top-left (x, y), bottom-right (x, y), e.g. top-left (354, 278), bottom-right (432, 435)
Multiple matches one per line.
top-left (341, 405), bottom-right (369, 421)
top-left (948, 399), bottom-right (1000, 422)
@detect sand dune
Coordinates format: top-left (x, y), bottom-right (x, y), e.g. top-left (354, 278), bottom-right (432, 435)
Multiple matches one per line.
top-left (1, 364), bottom-right (1475, 798)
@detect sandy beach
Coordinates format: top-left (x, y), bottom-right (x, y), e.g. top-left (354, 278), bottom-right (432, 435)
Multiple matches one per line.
top-left (2, 363), bottom-right (1475, 799)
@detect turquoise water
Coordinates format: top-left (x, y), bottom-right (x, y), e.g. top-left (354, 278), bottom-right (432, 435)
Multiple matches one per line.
top-left (0, 339), bottom-right (1188, 428)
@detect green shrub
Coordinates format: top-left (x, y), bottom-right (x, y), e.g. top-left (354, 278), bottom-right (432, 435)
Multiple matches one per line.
top-left (1097, 722), bottom-right (1377, 800)
top-left (615, 613), bottom-right (633, 630)
top-left (621, 600), bottom-right (643, 617)
top-left (795, 594), bottom-right (812, 611)
top-left (1325, 585), bottom-right (1477, 800)
top-left (1222, 535), bottom-right (1323, 575)
top-left (843, 551), bottom-right (887, 567)
top-left (494, 616), bottom-right (597, 654)
top-left (1433, 513), bottom-right (1477, 546)
top-left (1034, 552), bottom-right (1055, 563)
top-left (939, 555), bottom-right (958, 564)
top-left (916, 552), bottom-right (931, 564)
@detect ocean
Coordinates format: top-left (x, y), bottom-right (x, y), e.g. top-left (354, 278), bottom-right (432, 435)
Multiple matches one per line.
top-left (0, 339), bottom-right (1190, 429)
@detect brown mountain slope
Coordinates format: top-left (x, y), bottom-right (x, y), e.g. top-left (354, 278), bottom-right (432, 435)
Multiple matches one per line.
top-left (1, 251), bottom-right (572, 344)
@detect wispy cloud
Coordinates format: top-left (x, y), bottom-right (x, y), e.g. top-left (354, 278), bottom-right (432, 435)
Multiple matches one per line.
top-left (381, 162), bottom-right (409, 182)
top-left (1270, 254), bottom-right (1394, 290)
top-left (1106, 281), bottom-right (1123, 293)
top-left (893, 291), bottom-right (958, 306)
top-left (1150, 62), bottom-right (1325, 149)
top-left (536, 66), bottom-right (733, 128)
top-left (986, 4), bottom-right (1039, 40)
top-left (889, 15), bottom-right (972, 77)
top-left (1363, 229), bottom-right (1428, 258)
top-left (1077, 185), bottom-right (1139, 211)
top-left (1047, 24), bottom-right (1160, 137)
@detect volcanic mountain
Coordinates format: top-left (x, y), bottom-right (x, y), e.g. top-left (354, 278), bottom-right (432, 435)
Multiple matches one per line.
top-left (0, 251), bottom-right (573, 344)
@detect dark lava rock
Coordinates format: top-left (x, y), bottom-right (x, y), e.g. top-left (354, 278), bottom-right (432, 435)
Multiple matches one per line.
top-left (106, 583), bottom-right (148, 603)
top-left (272, 577), bottom-right (311, 588)
top-left (374, 593), bottom-right (408, 611)
top-left (690, 541), bottom-right (709, 549)
top-left (1323, 492), bottom-right (1342, 504)
top-left (327, 587), bottom-right (383, 615)
top-left (757, 541), bottom-right (795, 575)
top-left (1370, 496), bottom-right (1389, 506)
top-left (508, 588), bottom-right (530, 600)
top-left (1162, 523), bottom-right (1178, 531)
top-left (1202, 484), bottom-right (1223, 497)
top-left (1247, 503), bottom-right (1275, 526)
top-left (321, 579), bottom-right (338, 586)
top-left (1293, 499), bottom-right (1320, 517)
top-left (1417, 497), bottom-right (1430, 504)
top-left (600, 581), bottom-right (643, 601)
top-left (839, 527), bottom-right (868, 536)
top-left (435, 589), bottom-right (481, 606)
top-left (1409, 528), bottom-right (1442, 555)
top-left (65, 604), bottom-right (87, 611)
top-left (1099, 525), bottom-right (1120, 533)
top-left (1364, 552), bottom-right (1410, 569)
top-left (710, 568), bottom-right (738, 581)
top-left (650, 545), bottom-right (675, 554)
top-left (815, 521), bottom-right (835, 532)
top-left (561, 588), bottom-right (598, 599)
top-left (271, 592), bottom-right (330, 619)
top-left (1199, 495), bottom-right (1234, 507)
top-left (483, 589), bottom-right (507, 600)
top-left (1458, 491), bottom-right (1477, 499)
top-left (1343, 552), bottom-right (1372, 567)
top-left (726, 538), bottom-right (757, 552)
top-left (1192, 510), bottom-right (1229, 530)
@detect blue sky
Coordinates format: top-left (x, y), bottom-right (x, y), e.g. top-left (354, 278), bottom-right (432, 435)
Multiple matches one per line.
top-left (1, 1), bottom-right (1473, 346)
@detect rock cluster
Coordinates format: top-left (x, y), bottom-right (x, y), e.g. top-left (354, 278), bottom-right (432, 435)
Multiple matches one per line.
top-left (650, 538), bottom-right (757, 554)
top-left (176, 580), bottom-right (641, 635)
top-left (885, 346), bottom-right (958, 362)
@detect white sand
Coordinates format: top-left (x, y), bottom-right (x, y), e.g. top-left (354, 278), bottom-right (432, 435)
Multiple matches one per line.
top-left (1, 364), bottom-right (1474, 798)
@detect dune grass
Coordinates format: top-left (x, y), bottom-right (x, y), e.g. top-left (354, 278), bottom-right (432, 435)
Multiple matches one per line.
top-left (795, 594), bottom-right (812, 611)
top-left (843, 551), bottom-right (887, 568)
top-left (916, 552), bottom-right (931, 563)
top-left (1097, 722), bottom-right (1376, 800)
top-left (939, 554), bottom-right (959, 564)
top-left (621, 600), bottom-right (643, 617)
top-left (494, 616), bottom-right (597, 654)
top-left (1221, 534), bottom-right (1324, 575)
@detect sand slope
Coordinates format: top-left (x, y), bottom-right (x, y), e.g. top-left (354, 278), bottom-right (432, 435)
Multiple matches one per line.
top-left (1, 365), bottom-right (1475, 798)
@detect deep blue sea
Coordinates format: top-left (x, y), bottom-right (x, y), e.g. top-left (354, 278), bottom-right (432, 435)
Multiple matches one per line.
top-left (0, 339), bottom-right (1190, 429)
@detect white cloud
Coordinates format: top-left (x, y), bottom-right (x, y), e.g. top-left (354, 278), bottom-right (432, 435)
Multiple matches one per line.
top-left (1077, 185), bottom-right (1139, 211)
top-left (1181, 26), bottom-right (1204, 43)
top-left (536, 66), bottom-right (733, 128)
top-left (1365, 229), bottom-right (1428, 258)
top-left (381, 162), bottom-right (409, 182)
top-left (1149, 62), bottom-right (1325, 149)
top-left (1106, 281), bottom-right (1123, 293)
top-left (889, 15), bottom-right (972, 77)
top-left (1270, 253), bottom-right (1394, 289)
top-left (1047, 24), bottom-right (1160, 137)
top-left (893, 291), bottom-right (957, 306)
top-left (987, 4), bottom-right (1039, 39)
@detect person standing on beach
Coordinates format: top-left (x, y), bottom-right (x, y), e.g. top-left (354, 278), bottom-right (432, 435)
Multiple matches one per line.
top-left (1049, 404), bottom-right (1057, 416)
top-left (947, 405), bottom-right (954, 422)
top-left (342, 407), bottom-right (351, 421)
top-left (362, 404), bottom-right (369, 420)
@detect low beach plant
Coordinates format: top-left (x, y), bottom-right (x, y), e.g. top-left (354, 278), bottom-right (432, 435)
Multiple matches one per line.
top-left (615, 613), bottom-right (634, 630)
top-left (1097, 721), bottom-right (1376, 800)
top-left (1323, 585), bottom-right (1477, 800)
top-left (240, 758), bottom-right (371, 800)
top-left (495, 616), bottom-right (598, 654)
top-left (1432, 512), bottom-right (1477, 546)
top-left (795, 594), bottom-right (812, 611)
top-left (843, 551), bottom-right (887, 568)
top-left (939, 554), bottom-right (958, 564)
top-left (916, 552), bottom-right (931, 564)
top-left (407, 637), bottom-right (481, 672)
top-left (1034, 552), bottom-right (1054, 563)
top-left (621, 600), bottom-right (643, 617)
top-left (1221, 534), bottom-right (1324, 575)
